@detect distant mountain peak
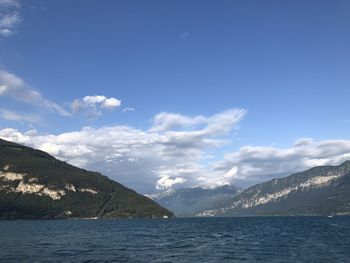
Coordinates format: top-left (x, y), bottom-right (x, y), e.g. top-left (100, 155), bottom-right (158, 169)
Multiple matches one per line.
top-left (151, 185), bottom-right (241, 217)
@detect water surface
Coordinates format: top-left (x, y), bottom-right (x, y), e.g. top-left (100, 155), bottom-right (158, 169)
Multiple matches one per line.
top-left (1, 217), bottom-right (350, 262)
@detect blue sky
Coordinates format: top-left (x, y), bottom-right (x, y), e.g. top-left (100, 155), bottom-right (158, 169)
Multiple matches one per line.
top-left (1, 0), bottom-right (350, 193)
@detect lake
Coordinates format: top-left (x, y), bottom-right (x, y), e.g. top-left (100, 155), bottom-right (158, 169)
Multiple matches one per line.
top-left (1, 217), bottom-right (350, 262)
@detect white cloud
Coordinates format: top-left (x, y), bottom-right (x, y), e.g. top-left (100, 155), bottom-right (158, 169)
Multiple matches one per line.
top-left (156, 175), bottom-right (186, 190)
top-left (225, 166), bottom-right (238, 177)
top-left (0, 70), bottom-right (70, 116)
top-left (0, 0), bottom-right (21, 37)
top-left (102, 97), bottom-right (121, 109)
top-left (215, 139), bottom-right (350, 187)
top-left (150, 109), bottom-right (246, 134)
top-left (2, 104), bottom-right (349, 193)
top-left (122, 107), bottom-right (135, 112)
top-left (0, 108), bottom-right (41, 123)
top-left (71, 95), bottom-right (121, 118)
top-left (0, 108), bottom-right (245, 193)
top-left (150, 112), bottom-right (206, 132)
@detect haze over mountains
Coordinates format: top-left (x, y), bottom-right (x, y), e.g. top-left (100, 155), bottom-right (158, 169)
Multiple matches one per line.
top-left (0, 139), bottom-right (173, 219)
top-left (149, 185), bottom-right (241, 217)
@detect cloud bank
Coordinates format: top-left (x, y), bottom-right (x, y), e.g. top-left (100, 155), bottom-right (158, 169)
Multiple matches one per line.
top-left (215, 138), bottom-right (350, 187)
top-left (1, 107), bottom-right (349, 193)
top-left (0, 109), bottom-right (246, 193)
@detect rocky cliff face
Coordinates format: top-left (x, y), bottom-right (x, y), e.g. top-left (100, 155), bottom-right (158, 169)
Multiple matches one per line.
top-left (198, 161), bottom-right (350, 217)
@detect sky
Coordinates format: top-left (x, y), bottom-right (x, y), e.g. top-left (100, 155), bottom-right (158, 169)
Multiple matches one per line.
top-left (1, 0), bottom-right (350, 193)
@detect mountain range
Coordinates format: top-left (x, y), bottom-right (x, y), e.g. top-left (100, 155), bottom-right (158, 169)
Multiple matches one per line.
top-left (198, 161), bottom-right (350, 217)
top-left (149, 185), bottom-right (240, 217)
top-left (0, 138), bottom-right (173, 219)
top-left (2, 137), bottom-right (350, 219)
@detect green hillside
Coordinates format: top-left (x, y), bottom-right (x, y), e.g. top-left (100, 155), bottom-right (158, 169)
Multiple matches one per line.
top-left (0, 139), bottom-right (174, 219)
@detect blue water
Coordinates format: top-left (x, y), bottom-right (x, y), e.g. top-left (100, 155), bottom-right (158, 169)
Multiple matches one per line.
top-left (1, 217), bottom-right (350, 262)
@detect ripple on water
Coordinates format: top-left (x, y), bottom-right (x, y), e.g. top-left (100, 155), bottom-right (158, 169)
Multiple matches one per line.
top-left (1, 217), bottom-right (350, 262)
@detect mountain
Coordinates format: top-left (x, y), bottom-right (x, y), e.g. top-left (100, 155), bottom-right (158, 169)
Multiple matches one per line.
top-left (149, 185), bottom-right (240, 217)
top-left (198, 161), bottom-right (350, 217)
top-left (0, 138), bottom-right (173, 219)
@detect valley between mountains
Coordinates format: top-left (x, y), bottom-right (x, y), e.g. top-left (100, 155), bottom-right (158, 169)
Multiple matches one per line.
top-left (1, 138), bottom-right (350, 219)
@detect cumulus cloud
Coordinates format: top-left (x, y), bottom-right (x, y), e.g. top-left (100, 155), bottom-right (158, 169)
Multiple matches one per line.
top-left (71, 95), bottom-right (121, 118)
top-left (215, 138), bottom-right (350, 187)
top-left (156, 175), bottom-right (186, 190)
top-left (0, 108), bottom-right (41, 123)
top-left (0, 70), bottom-right (70, 116)
top-left (0, 108), bottom-right (245, 193)
top-left (0, 0), bottom-right (21, 37)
